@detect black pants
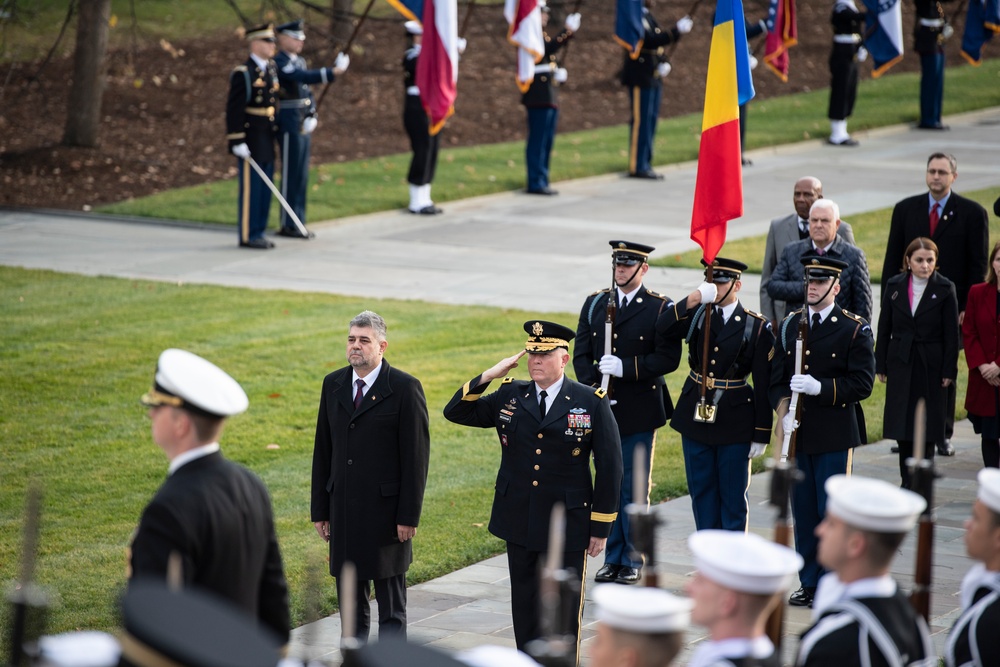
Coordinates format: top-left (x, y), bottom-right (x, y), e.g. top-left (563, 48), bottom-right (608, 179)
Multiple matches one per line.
top-left (896, 440), bottom-right (936, 489)
top-left (404, 95), bottom-right (440, 186)
top-left (335, 572), bottom-right (407, 644)
top-left (506, 542), bottom-right (586, 655)
top-left (828, 43), bottom-right (858, 120)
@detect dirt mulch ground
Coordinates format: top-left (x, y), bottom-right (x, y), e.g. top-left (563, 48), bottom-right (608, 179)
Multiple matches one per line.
top-left (0, 1), bottom-right (929, 212)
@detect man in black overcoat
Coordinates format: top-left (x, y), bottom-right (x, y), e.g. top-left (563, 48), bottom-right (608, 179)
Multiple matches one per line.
top-left (574, 240), bottom-right (680, 584)
top-left (444, 320), bottom-right (622, 657)
top-left (130, 348), bottom-right (290, 645)
top-left (882, 152), bottom-right (989, 455)
top-left (310, 310), bottom-right (430, 644)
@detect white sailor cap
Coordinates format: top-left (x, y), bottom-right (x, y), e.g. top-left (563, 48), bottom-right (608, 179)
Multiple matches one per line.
top-left (38, 632), bottom-right (120, 667)
top-left (140, 349), bottom-right (249, 418)
top-left (592, 584), bottom-right (692, 633)
top-left (825, 474), bottom-right (926, 532)
top-left (977, 468), bottom-right (1000, 514)
top-left (405, 20), bottom-right (423, 35)
top-left (457, 645), bottom-right (541, 667)
top-left (688, 530), bottom-right (803, 595)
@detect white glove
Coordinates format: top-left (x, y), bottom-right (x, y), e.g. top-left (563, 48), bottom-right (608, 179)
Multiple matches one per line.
top-left (231, 142), bottom-right (251, 159)
top-left (749, 443), bottom-right (767, 458)
top-left (790, 374), bottom-right (822, 396)
top-left (657, 61), bottom-right (672, 77)
top-left (554, 67), bottom-right (568, 83)
top-left (856, 46), bottom-right (868, 63)
top-left (302, 116), bottom-right (318, 135)
top-left (781, 412), bottom-right (798, 435)
top-left (334, 52), bottom-right (350, 73)
top-left (457, 37), bottom-right (468, 54)
top-left (598, 354), bottom-right (624, 378)
top-left (676, 15), bottom-right (694, 34)
top-left (696, 282), bottom-right (718, 304)
top-left (749, 55), bottom-right (759, 70)
top-left (942, 23), bottom-right (954, 39)
top-left (565, 12), bottom-right (581, 33)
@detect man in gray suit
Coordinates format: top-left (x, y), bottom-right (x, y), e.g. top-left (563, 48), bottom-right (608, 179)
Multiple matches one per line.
top-left (760, 177), bottom-right (855, 325)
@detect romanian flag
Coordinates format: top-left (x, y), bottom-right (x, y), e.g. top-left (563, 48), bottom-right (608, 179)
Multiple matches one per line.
top-left (690, 0), bottom-right (754, 263)
top-left (416, 0), bottom-right (460, 135)
top-left (615, 0), bottom-right (644, 59)
top-left (861, 0), bottom-right (904, 77)
top-left (763, 0), bottom-right (797, 82)
top-left (961, 0), bottom-right (1000, 65)
top-left (386, 0), bottom-right (423, 21)
top-left (504, 0), bottom-right (543, 92)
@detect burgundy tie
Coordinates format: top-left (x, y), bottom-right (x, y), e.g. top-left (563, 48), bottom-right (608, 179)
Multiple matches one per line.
top-left (929, 203), bottom-right (940, 236)
top-left (354, 379), bottom-right (365, 410)
top-left (815, 248), bottom-right (825, 256)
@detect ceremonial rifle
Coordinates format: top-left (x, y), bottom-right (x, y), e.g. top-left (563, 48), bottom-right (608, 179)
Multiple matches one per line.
top-left (315, 0), bottom-right (377, 112)
top-left (779, 315), bottom-right (808, 462)
top-left (694, 263), bottom-right (716, 423)
top-left (459, 0), bottom-right (478, 39)
top-left (6, 485), bottom-right (48, 667)
top-left (627, 447), bottom-right (660, 588)
top-left (600, 253), bottom-right (617, 396)
top-left (338, 561), bottom-right (363, 667)
top-left (664, 0), bottom-right (704, 62)
top-left (764, 456), bottom-right (802, 649)
top-left (525, 503), bottom-right (577, 667)
top-left (908, 400), bottom-right (936, 623)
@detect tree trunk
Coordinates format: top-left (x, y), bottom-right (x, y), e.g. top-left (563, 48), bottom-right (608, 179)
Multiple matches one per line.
top-left (330, 0), bottom-right (354, 47)
top-left (62, 0), bottom-right (111, 147)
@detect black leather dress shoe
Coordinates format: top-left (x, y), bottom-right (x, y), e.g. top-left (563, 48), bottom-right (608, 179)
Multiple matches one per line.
top-left (415, 205), bottom-right (444, 215)
top-left (827, 137), bottom-right (859, 146)
top-left (276, 227), bottom-right (315, 239)
top-left (594, 564), bottom-right (621, 583)
top-left (741, 157), bottom-right (753, 166)
top-left (628, 170), bottom-right (664, 180)
top-left (526, 187), bottom-right (559, 195)
top-left (937, 440), bottom-right (955, 456)
top-left (240, 238), bottom-right (273, 249)
top-left (789, 587), bottom-right (815, 607)
top-left (891, 445), bottom-right (900, 453)
top-left (616, 566), bottom-right (641, 585)
top-left (917, 122), bottom-right (950, 130)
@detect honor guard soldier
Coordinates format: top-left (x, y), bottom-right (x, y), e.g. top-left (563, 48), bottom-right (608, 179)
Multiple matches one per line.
top-left (658, 258), bottom-right (774, 532)
top-left (521, 1), bottom-right (579, 196)
top-left (131, 349), bottom-right (291, 644)
top-left (443, 320), bottom-right (623, 655)
top-left (574, 240), bottom-right (680, 584)
top-left (226, 24), bottom-right (280, 249)
top-left (945, 468), bottom-right (1000, 667)
top-left (620, 2), bottom-right (693, 180)
top-left (687, 530), bottom-right (803, 667)
top-left (589, 584), bottom-right (691, 667)
top-left (274, 20), bottom-right (349, 238)
top-left (796, 475), bottom-right (934, 667)
top-left (914, 0), bottom-right (957, 130)
top-left (769, 257), bottom-right (875, 609)
top-left (827, 1), bottom-right (866, 146)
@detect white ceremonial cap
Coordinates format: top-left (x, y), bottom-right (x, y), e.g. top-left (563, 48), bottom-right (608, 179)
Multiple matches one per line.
top-left (825, 474), bottom-right (926, 532)
top-left (405, 20), bottom-right (423, 35)
top-left (978, 468), bottom-right (1000, 514)
top-left (592, 584), bottom-right (692, 633)
top-left (688, 530), bottom-right (803, 594)
top-left (38, 631), bottom-right (121, 667)
top-left (457, 645), bottom-right (541, 667)
top-left (141, 349), bottom-right (249, 417)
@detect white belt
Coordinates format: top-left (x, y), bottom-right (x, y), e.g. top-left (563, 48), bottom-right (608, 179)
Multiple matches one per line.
top-left (533, 64), bottom-right (553, 73)
top-left (919, 18), bottom-right (944, 27)
top-left (834, 34), bottom-right (862, 44)
top-left (406, 85), bottom-right (420, 96)
top-left (279, 98), bottom-right (312, 108)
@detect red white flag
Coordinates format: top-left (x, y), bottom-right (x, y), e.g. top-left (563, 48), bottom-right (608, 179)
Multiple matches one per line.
top-left (416, 0), bottom-right (460, 135)
top-left (504, 0), bottom-right (543, 92)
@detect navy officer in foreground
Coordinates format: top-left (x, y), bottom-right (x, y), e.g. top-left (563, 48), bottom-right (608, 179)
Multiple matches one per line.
top-left (443, 320), bottom-right (623, 656)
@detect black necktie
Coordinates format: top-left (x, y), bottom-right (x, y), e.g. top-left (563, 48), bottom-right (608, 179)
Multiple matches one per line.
top-left (798, 220), bottom-right (810, 239)
top-left (354, 379), bottom-right (365, 410)
top-left (811, 313), bottom-right (822, 330)
top-left (619, 296), bottom-right (628, 312)
top-left (538, 390), bottom-right (548, 419)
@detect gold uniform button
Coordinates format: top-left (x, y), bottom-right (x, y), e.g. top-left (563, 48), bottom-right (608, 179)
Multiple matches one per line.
top-left (832, 353), bottom-right (837, 358)
top-left (534, 465), bottom-right (540, 471)
top-left (804, 364), bottom-right (809, 371)
top-left (536, 449), bottom-right (542, 454)
top-left (714, 346), bottom-right (719, 352)
top-left (710, 360), bottom-right (716, 365)
top-left (613, 333), bottom-right (618, 339)
top-left (805, 350), bottom-right (811, 356)
top-left (537, 434), bottom-right (543, 439)
top-left (532, 480), bottom-right (539, 487)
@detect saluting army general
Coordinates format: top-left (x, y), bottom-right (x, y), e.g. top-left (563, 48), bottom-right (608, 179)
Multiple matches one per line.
top-left (226, 24), bottom-right (280, 250)
top-left (659, 258), bottom-right (774, 533)
top-left (945, 468), bottom-right (1000, 667)
top-left (521, 2), bottom-right (579, 196)
top-left (274, 20), bottom-right (349, 239)
top-left (769, 257), bottom-right (875, 609)
top-left (574, 240), bottom-right (680, 585)
top-left (443, 320), bottom-right (623, 655)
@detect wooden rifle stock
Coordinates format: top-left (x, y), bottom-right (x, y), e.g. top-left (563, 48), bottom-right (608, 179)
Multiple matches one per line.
top-left (526, 503), bottom-right (576, 667)
top-left (764, 460), bottom-right (799, 650)
top-left (908, 400), bottom-right (935, 622)
top-left (627, 447), bottom-right (659, 587)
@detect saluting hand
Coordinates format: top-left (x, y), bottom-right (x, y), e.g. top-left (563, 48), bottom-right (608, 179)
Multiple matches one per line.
top-left (482, 350), bottom-right (527, 384)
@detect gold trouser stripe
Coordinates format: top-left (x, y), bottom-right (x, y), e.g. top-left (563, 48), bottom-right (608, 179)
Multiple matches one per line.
top-left (591, 511), bottom-right (617, 523)
top-left (240, 161), bottom-right (250, 243)
top-left (573, 556), bottom-right (587, 667)
top-left (646, 432), bottom-right (656, 507)
top-left (629, 86), bottom-right (641, 174)
top-left (845, 447), bottom-right (854, 474)
top-left (120, 632), bottom-right (185, 667)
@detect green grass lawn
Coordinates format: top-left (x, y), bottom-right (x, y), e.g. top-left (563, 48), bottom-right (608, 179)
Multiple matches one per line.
top-left (653, 185), bottom-right (1000, 283)
top-left (98, 59), bottom-right (1000, 225)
